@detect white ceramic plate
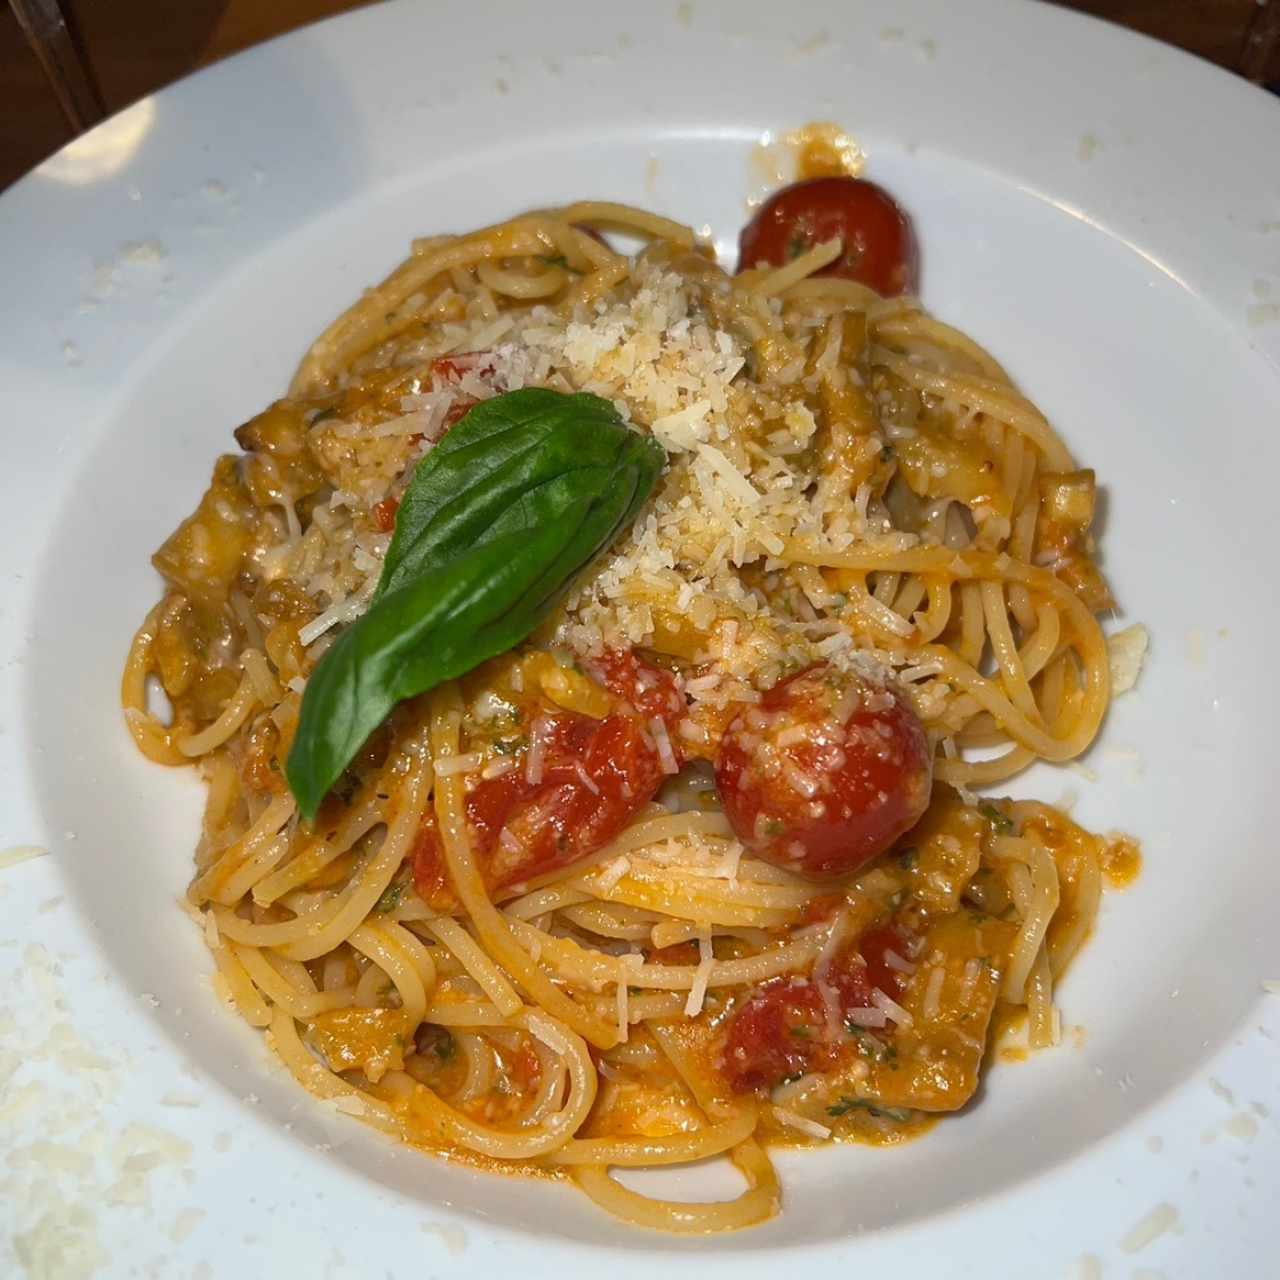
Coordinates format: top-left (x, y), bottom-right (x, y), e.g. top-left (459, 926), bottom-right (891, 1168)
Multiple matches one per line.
top-left (3, 1), bottom-right (1279, 1273)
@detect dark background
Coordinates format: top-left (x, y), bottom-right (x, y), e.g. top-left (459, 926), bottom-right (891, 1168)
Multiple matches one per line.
top-left (3, 0), bottom-right (1279, 193)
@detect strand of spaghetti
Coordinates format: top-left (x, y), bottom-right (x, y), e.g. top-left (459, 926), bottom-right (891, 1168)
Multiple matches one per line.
top-left (506, 918), bottom-right (823, 992)
top-left (501, 884), bottom-right (592, 921)
top-left (404, 1007), bottom-right (597, 1159)
top-left (239, 648), bottom-right (281, 705)
top-left (210, 942), bottom-right (271, 1028)
top-left (425, 918), bottom-right (522, 1016)
top-left (548, 1108), bottom-right (756, 1167)
top-left (379, 919), bottom-right (439, 992)
top-left (267, 1010), bottom-right (403, 1137)
top-left (871, 309), bottom-right (1009, 380)
top-left (955, 580), bottom-right (986, 669)
top-left (650, 920), bottom-right (769, 950)
top-left (195, 754), bottom-right (242, 864)
top-left (890, 574), bottom-right (927, 620)
top-left (1017, 603), bottom-right (1062, 683)
top-left (935, 745), bottom-right (1037, 787)
top-left (121, 601), bottom-right (190, 765)
top-left (980, 579), bottom-right (1042, 723)
top-left (571, 1137), bottom-right (780, 1233)
top-left (995, 839), bottom-right (1061, 1001)
top-left (874, 350), bottom-right (1073, 470)
top-left (353, 959), bottom-right (387, 1007)
top-left (557, 902), bottom-right (658, 942)
top-left (589, 990), bottom-right (689, 1024)
top-left (568, 876), bottom-right (800, 929)
top-left (779, 275), bottom-right (881, 309)
top-left (557, 201), bottom-right (696, 247)
top-left (748, 237), bottom-right (844, 298)
top-left (421, 999), bottom-right (508, 1027)
top-left (211, 747), bottom-right (431, 957)
top-left (349, 922), bottom-right (430, 1027)
top-left (231, 942), bottom-right (354, 1018)
top-left (475, 258), bottom-right (570, 300)
top-left (453, 1032), bottom-right (496, 1103)
top-left (429, 687), bottom-right (620, 1049)
top-left (1025, 946), bottom-right (1056, 1049)
top-left (189, 792), bottom-right (295, 905)
top-left (566, 258), bottom-right (629, 308)
top-left (177, 670), bottom-right (257, 757)
top-left (913, 575), bottom-right (954, 642)
top-left (251, 794), bottom-right (381, 906)
top-left (207, 831), bottom-right (293, 907)
top-left (522, 1040), bottom-right (568, 1127)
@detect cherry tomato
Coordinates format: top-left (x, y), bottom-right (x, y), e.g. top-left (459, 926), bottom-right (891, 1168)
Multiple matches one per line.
top-left (737, 177), bottom-right (919, 296)
top-left (719, 921), bottom-right (913, 1092)
top-left (413, 651), bottom-right (684, 906)
top-left (585, 647), bottom-right (686, 728)
top-left (715, 663), bottom-right (932, 881)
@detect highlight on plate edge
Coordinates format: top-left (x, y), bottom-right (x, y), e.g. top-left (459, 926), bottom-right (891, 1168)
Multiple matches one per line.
top-left (121, 123), bottom-right (1148, 1234)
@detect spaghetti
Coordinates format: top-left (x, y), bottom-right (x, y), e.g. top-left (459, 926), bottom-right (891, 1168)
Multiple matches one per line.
top-left (124, 176), bottom-right (1140, 1233)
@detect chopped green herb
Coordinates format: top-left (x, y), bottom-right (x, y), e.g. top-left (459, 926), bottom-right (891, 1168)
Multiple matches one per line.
top-left (540, 254), bottom-right (569, 268)
top-left (879, 444), bottom-right (895, 463)
top-left (978, 802), bottom-right (1014, 835)
top-left (492, 736), bottom-right (528, 756)
top-left (433, 1030), bottom-right (456, 1062)
top-left (786, 232), bottom-right (810, 261)
top-left (374, 882), bottom-right (405, 913)
top-left (762, 818), bottom-right (787, 838)
top-left (826, 1096), bottom-right (913, 1122)
top-left (788, 1025), bottom-right (812, 1040)
top-left (897, 847), bottom-right (918, 870)
top-left (846, 1025), bottom-right (898, 1065)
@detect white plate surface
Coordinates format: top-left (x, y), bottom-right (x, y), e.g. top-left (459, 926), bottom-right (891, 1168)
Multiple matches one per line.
top-left (2, 1), bottom-right (1279, 1275)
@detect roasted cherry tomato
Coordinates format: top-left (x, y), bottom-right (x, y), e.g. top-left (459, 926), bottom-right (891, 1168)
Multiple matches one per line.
top-left (719, 920), bottom-right (914, 1092)
top-left (715, 663), bottom-right (931, 881)
top-left (737, 177), bottom-right (919, 296)
top-left (413, 651), bottom-right (684, 906)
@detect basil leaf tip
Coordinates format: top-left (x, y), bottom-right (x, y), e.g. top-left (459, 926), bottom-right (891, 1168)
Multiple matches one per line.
top-left (285, 388), bottom-right (666, 821)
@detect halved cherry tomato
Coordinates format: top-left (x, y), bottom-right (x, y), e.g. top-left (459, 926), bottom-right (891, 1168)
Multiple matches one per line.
top-left (719, 920), bottom-right (913, 1092)
top-left (715, 663), bottom-right (931, 881)
top-left (413, 651), bottom-right (684, 906)
top-left (737, 177), bottom-right (919, 296)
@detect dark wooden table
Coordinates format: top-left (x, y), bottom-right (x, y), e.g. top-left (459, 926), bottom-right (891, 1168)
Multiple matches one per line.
top-left (2, 0), bottom-right (1277, 193)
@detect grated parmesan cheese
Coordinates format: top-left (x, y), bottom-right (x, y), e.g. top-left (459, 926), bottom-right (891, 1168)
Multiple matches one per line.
top-left (871, 988), bottom-right (914, 1027)
top-left (772, 1105), bottom-right (831, 1140)
top-left (1108, 623), bottom-right (1149, 695)
top-left (0, 845), bottom-right (50, 871)
top-left (684, 932), bottom-right (714, 1017)
top-left (1120, 1201), bottom-right (1179, 1253)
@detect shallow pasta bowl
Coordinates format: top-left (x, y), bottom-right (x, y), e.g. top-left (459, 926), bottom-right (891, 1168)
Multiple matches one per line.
top-left (1, 0), bottom-right (1278, 1273)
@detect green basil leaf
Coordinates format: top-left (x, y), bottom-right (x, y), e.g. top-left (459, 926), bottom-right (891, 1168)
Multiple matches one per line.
top-left (375, 388), bottom-right (651, 601)
top-left (285, 389), bottom-right (665, 821)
